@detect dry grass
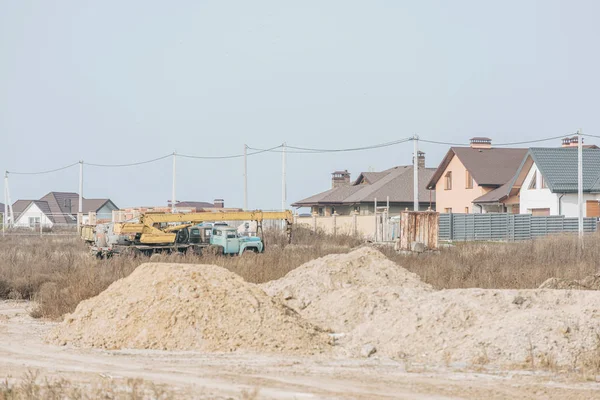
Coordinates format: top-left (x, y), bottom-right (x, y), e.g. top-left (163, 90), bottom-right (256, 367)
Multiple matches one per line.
top-left (1, 229), bottom-right (599, 320)
top-left (0, 227), bottom-right (361, 319)
top-left (0, 369), bottom-right (236, 399)
top-left (382, 234), bottom-right (600, 289)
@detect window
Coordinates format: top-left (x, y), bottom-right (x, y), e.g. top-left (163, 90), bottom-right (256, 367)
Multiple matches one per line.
top-left (541, 174), bottom-right (547, 189)
top-left (465, 207), bottom-right (469, 213)
top-left (528, 173), bottom-right (537, 190)
top-left (444, 208), bottom-right (453, 213)
top-left (444, 171), bottom-right (453, 190)
top-left (465, 171), bottom-right (474, 189)
top-left (226, 231), bottom-right (236, 239)
top-left (28, 217), bottom-right (40, 228)
top-left (213, 229), bottom-right (223, 236)
top-left (318, 207), bottom-right (324, 216)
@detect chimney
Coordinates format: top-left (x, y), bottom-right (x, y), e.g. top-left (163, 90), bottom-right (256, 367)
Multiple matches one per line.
top-left (562, 136), bottom-right (581, 148)
top-left (214, 199), bottom-right (224, 208)
top-left (470, 137), bottom-right (492, 149)
top-left (331, 170), bottom-right (351, 189)
top-left (417, 151), bottom-right (425, 169)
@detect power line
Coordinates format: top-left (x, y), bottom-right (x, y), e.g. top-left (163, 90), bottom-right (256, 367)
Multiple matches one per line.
top-left (249, 138), bottom-right (413, 154)
top-left (494, 134), bottom-right (570, 146)
top-left (582, 133), bottom-right (600, 139)
top-left (418, 139), bottom-right (466, 146)
top-left (420, 134), bottom-right (579, 147)
top-left (85, 154), bottom-right (173, 168)
top-left (8, 162), bottom-right (79, 175)
top-left (178, 145), bottom-right (283, 159)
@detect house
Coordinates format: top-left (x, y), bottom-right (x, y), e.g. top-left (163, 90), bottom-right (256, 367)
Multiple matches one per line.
top-left (291, 153), bottom-right (436, 215)
top-left (171, 199), bottom-right (227, 210)
top-left (499, 146), bottom-right (600, 217)
top-left (12, 192), bottom-right (118, 228)
top-left (427, 138), bottom-right (528, 213)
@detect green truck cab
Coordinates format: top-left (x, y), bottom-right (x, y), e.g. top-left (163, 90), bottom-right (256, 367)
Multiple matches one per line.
top-left (210, 226), bottom-right (264, 255)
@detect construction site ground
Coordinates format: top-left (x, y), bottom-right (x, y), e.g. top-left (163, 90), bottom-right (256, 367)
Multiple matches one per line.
top-left (1, 301), bottom-right (598, 400)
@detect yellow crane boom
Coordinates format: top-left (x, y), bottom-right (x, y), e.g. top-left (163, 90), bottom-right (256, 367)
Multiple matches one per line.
top-left (130, 210), bottom-right (293, 244)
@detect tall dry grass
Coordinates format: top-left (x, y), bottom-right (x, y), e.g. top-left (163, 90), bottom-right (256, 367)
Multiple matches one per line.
top-left (0, 227), bottom-right (361, 319)
top-left (0, 229), bottom-right (599, 319)
top-left (383, 234), bottom-right (600, 289)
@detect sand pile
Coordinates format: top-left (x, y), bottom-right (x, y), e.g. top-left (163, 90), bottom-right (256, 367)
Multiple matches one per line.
top-left (261, 247), bottom-right (432, 332)
top-left (49, 263), bottom-right (330, 354)
top-left (265, 247), bottom-right (600, 368)
top-left (539, 274), bottom-right (600, 290)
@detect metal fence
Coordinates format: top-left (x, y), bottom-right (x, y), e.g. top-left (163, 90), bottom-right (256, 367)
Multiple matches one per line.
top-left (439, 213), bottom-right (597, 242)
top-left (1, 212), bottom-right (79, 236)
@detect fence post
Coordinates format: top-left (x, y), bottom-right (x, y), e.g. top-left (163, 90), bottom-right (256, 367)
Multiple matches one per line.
top-left (312, 212), bottom-right (317, 232)
top-left (332, 212), bottom-right (337, 236)
top-left (374, 198), bottom-right (378, 243)
top-left (353, 211), bottom-right (358, 236)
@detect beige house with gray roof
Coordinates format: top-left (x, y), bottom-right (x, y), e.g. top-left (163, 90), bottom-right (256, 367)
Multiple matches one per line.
top-left (292, 155), bottom-right (436, 216)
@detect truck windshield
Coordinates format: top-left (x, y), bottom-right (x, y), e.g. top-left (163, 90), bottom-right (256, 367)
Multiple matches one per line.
top-left (226, 231), bottom-right (236, 238)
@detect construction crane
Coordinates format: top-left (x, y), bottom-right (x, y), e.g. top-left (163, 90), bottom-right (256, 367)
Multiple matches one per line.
top-left (131, 210), bottom-right (293, 244)
top-left (85, 210), bottom-right (293, 257)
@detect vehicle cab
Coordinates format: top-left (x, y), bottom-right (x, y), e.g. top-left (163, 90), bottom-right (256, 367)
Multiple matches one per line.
top-left (211, 226), bottom-right (264, 255)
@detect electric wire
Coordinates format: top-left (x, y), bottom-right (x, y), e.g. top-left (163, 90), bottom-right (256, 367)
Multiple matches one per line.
top-left (178, 145), bottom-right (283, 159)
top-left (582, 133), bottom-right (600, 139)
top-left (85, 154), bottom-right (173, 167)
top-left (6, 133), bottom-right (596, 175)
top-left (249, 138), bottom-right (413, 154)
top-left (493, 134), bottom-right (571, 146)
top-left (8, 162), bottom-right (79, 175)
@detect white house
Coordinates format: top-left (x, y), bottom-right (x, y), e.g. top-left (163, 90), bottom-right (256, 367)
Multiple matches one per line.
top-left (506, 147), bottom-right (600, 217)
top-left (14, 201), bottom-right (57, 228)
top-left (12, 192), bottom-right (119, 228)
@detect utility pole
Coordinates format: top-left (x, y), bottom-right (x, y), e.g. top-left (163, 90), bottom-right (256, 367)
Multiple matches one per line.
top-left (78, 161), bottom-right (83, 231)
top-left (172, 152), bottom-right (177, 213)
top-left (5, 172), bottom-right (13, 228)
top-left (243, 144), bottom-right (248, 210)
top-left (3, 172), bottom-right (7, 235)
top-left (578, 129), bottom-right (583, 239)
top-left (413, 135), bottom-right (419, 211)
top-left (282, 142), bottom-right (287, 211)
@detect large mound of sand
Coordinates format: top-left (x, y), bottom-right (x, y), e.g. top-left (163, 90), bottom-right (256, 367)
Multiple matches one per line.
top-left (262, 247), bottom-right (432, 332)
top-left (264, 247), bottom-right (600, 368)
top-left (49, 263), bottom-right (330, 354)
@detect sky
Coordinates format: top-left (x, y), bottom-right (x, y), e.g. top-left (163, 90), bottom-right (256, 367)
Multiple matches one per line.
top-left (2, 1), bottom-right (600, 210)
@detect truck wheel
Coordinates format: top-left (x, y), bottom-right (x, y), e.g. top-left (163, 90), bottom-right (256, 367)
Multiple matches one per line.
top-left (206, 245), bottom-right (224, 256)
top-left (242, 247), bottom-right (259, 256)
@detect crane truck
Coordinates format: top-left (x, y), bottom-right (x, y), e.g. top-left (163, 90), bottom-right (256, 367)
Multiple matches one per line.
top-left (82, 210), bottom-right (292, 258)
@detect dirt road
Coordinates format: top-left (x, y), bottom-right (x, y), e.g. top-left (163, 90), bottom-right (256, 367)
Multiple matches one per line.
top-left (0, 301), bottom-right (598, 399)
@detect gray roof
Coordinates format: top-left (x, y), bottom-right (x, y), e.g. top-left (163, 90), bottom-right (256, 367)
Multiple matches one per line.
top-left (175, 201), bottom-right (215, 209)
top-left (428, 147), bottom-right (528, 189)
top-left (12, 200), bottom-right (33, 216)
top-left (517, 147), bottom-right (600, 193)
top-left (11, 193), bottom-right (116, 224)
top-left (472, 181), bottom-right (513, 204)
top-left (292, 166), bottom-right (436, 207)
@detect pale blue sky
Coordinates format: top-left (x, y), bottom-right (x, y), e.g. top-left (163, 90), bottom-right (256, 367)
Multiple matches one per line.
top-left (1, 1), bottom-right (599, 209)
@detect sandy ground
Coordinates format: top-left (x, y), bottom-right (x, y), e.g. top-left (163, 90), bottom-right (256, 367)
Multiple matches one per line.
top-left (1, 301), bottom-right (599, 400)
